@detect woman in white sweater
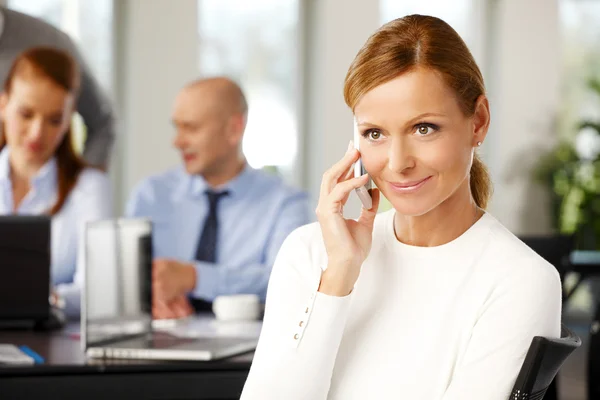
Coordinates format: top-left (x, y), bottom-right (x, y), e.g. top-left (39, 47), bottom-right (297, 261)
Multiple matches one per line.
top-left (241, 15), bottom-right (561, 400)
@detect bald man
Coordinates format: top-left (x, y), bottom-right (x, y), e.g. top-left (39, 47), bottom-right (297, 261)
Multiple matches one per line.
top-left (125, 78), bottom-right (309, 319)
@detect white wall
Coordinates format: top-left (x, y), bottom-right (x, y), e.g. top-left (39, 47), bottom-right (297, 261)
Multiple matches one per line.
top-left (485, 0), bottom-right (561, 234)
top-left (302, 0), bottom-right (380, 218)
top-left (109, 0), bottom-right (561, 235)
top-left (113, 0), bottom-right (198, 211)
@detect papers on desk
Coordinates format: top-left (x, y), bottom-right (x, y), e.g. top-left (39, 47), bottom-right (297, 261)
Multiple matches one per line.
top-left (0, 344), bottom-right (35, 365)
top-left (152, 315), bottom-right (262, 339)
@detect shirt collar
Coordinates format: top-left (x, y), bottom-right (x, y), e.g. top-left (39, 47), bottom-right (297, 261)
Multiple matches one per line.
top-left (0, 146), bottom-right (58, 189)
top-left (173, 163), bottom-right (256, 201)
top-left (0, 146), bottom-right (10, 183)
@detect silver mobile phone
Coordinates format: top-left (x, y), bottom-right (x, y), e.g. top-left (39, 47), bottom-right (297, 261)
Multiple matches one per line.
top-left (353, 118), bottom-right (373, 209)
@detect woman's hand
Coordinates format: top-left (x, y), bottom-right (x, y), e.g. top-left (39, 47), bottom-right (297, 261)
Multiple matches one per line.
top-left (316, 141), bottom-right (380, 296)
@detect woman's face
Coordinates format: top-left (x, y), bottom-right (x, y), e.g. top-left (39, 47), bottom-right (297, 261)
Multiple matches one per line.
top-left (354, 67), bottom-right (489, 217)
top-left (0, 74), bottom-right (75, 168)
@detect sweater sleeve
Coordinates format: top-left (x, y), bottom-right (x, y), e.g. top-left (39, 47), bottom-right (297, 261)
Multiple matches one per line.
top-left (442, 256), bottom-right (562, 400)
top-left (241, 226), bottom-right (353, 400)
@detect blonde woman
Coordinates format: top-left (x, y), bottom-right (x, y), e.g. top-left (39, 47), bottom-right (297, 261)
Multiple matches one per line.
top-left (241, 15), bottom-right (560, 400)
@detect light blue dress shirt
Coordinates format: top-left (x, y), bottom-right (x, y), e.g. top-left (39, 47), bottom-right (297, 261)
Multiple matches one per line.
top-left (0, 147), bottom-right (112, 317)
top-left (125, 165), bottom-right (310, 302)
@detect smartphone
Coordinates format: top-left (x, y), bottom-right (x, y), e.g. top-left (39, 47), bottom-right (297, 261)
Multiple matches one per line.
top-left (353, 118), bottom-right (373, 209)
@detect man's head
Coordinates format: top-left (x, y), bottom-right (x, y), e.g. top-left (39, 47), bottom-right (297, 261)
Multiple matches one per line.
top-left (171, 77), bottom-right (248, 178)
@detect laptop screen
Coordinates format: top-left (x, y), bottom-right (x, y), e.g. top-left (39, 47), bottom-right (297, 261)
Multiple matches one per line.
top-left (0, 216), bottom-right (50, 320)
top-left (83, 219), bottom-right (153, 348)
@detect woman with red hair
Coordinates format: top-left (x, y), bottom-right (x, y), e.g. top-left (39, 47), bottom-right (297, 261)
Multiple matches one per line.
top-left (0, 47), bottom-right (112, 318)
top-left (242, 15), bottom-right (561, 400)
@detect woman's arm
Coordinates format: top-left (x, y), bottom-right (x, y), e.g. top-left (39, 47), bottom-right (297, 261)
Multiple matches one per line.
top-left (240, 225), bottom-right (354, 400)
top-left (243, 144), bottom-right (380, 399)
top-left (55, 170), bottom-right (113, 317)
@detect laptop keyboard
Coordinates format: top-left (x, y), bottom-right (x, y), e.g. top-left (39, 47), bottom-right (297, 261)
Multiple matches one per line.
top-left (109, 332), bottom-right (254, 350)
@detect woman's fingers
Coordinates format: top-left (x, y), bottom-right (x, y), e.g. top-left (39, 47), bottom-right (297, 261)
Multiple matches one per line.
top-left (319, 141), bottom-right (360, 198)
top-left (357, 188), bottom-right (381, 228)
top-left (328, 174), bottom-right (370, 205)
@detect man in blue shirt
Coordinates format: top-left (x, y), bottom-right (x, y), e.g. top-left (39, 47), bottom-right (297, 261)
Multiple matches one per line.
top-left (126, 77), bottom-right (310, 318)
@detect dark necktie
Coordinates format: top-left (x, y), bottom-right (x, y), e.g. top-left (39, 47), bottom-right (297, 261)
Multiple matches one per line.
top-left (190, 189), bottom-right (229, 312)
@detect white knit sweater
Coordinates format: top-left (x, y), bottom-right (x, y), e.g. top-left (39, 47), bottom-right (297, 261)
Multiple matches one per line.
top-left (241, 210), bottom-right (562, 400)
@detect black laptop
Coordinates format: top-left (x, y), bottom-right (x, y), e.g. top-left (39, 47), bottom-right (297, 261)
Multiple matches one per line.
top-left (0, 215), bottom-right (51, 322)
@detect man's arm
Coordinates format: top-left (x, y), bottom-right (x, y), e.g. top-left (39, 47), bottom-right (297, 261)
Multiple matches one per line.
top-left (191, 192), bottom-right (310, 302)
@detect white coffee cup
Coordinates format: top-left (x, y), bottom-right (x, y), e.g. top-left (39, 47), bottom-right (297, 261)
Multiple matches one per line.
top-left (212, 294), bottom-right (261, 321)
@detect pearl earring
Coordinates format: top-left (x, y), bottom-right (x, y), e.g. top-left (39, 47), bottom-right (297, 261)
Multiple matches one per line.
top-left (476, 141), bottom-right (482, 147)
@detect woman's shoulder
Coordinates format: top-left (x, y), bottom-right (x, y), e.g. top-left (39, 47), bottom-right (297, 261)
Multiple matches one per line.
top-left (72, 168), bottom-right (111, 197)
top-left (479, 213), bottom-right (561, 288)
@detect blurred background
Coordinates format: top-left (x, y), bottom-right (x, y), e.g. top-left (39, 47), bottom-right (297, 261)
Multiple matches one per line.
top-left (2, 0), bottom-right (599, 398)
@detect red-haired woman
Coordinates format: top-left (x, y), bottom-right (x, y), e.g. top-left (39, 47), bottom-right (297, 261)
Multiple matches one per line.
top-left (0, 47), bottom-right (112, 318)
top-left (242, 15), bottom-right (561, 400)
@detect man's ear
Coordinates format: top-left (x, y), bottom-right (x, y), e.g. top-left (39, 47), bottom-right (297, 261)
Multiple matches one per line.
top-left (227, 113), bottom-right (246, 146)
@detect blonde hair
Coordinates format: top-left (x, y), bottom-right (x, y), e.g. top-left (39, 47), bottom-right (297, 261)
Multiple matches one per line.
top-left (343, 15), bottom-right (492, 208)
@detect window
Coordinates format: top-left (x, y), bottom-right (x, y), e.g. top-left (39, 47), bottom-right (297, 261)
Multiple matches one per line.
top-left (379, 0), bottom-right (473, 47)
top-left (558, 0), bottom-right (600, 141)
top-left (558, 0), bottom-right (600, 317)
top-left (197, 0), bottom-right (300, 180)
top-left (8, 0), bottom-right (114, 92)
top-left (8, 0), bottom-right (114, 154)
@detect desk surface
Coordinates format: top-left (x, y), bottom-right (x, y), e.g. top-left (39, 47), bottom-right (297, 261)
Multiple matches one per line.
top-left (0, 320), bottom-right (255, 400)
top-left (0, 325), bottom-right (253, 377)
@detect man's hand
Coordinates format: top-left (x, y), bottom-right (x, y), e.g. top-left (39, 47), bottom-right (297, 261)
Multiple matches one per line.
top-left (153, 258), bottom-right (196, 304)
top-left (153, 295), bottom-right (194, 320)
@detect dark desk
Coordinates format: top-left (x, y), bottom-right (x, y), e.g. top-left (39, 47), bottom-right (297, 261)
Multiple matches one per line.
top-left (0, 324), bottom-right (253, 400)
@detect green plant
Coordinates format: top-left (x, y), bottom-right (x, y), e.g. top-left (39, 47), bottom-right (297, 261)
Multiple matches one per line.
top-left (534, 78), bottom-right (600, 249)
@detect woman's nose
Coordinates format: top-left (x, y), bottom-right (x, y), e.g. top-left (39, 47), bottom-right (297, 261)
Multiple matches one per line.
top-left (27, 118), bottom-right (45, 141)
top-left (388, 137), bottom-right (415, 173)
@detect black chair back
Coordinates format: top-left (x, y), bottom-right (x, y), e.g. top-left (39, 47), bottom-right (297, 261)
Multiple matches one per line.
top-left (509, 325), bottom-right (581, 400)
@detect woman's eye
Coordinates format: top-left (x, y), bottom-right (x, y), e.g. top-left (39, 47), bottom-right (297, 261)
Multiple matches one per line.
top-left (368, 130), bottom-right (381, 140)
top-left (417, 125), bottom-right (431, 135)
top-left (19, 110), bottom-right (32, 119)
top-left (415, 123), bottom-right (438, 135)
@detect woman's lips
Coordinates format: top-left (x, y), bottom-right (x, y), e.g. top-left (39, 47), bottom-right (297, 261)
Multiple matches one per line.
top-left (26, 143), bottom-right (43, 152)
top-left (387, 176), bottom-right (432, 193)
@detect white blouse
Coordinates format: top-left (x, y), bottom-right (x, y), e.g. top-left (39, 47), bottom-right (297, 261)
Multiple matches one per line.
top-left (241, 209), bottom-right (561, 400)
top-left (0, 147), bottom-right (112, 317)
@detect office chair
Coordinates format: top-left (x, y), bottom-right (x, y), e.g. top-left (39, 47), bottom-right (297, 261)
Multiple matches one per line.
top-left (519, 235), bottom-right (578, 400)
top-left (509, 324), bottom-right (581, 400)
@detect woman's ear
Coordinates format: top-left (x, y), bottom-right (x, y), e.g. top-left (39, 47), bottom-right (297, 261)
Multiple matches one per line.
top-left (0, 92), bottom-right (8, 119)
top-left (472, 94), bottom-right (490, 146)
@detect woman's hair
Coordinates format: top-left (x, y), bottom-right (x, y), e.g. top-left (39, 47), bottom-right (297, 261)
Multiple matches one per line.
top-left (343, 15), bottom-right (492, 209)
top-left (0, 47), bottom-right (85, 215)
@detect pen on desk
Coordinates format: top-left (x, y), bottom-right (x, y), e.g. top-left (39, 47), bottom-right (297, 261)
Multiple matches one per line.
top-left (19, 345), bottom-right (45, 364)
